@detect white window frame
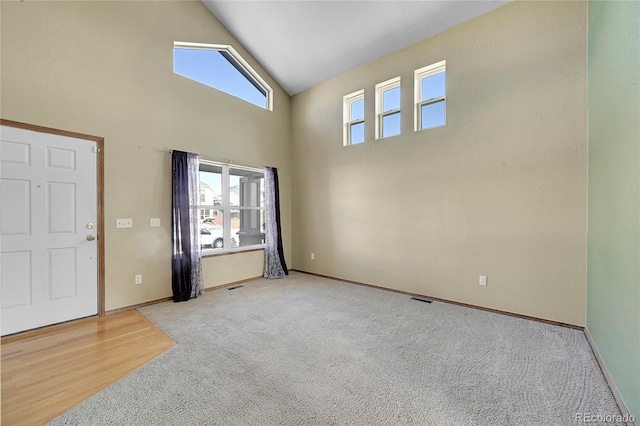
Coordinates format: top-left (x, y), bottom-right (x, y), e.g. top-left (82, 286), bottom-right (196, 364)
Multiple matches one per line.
top-left (375, 76), bottom-right (401, 140)
top-left (343, 89), bottom-right (365, 146)
top-left (414, 60), bottom-right (446, 131)
top-left (174, 41), bottom-right (274, 111)
top-left (199, 160), bottom-right (266, 255)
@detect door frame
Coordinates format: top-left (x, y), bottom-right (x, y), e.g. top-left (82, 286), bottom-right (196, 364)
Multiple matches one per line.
top-left (1, 119), bottom-right (106, 317)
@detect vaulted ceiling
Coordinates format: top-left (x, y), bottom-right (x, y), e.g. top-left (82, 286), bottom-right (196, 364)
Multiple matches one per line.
top-left (202, 1), bottom-right (509, 95)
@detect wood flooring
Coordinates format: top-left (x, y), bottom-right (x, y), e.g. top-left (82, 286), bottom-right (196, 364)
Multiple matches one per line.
top-left (1, 311), bottom-right (176, 426)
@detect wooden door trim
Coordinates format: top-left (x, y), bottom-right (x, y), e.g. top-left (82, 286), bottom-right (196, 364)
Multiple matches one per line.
top-left (1, 119), bottom-right (106, 317)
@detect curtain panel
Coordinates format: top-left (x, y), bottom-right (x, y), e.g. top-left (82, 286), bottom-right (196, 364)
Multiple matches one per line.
top-left (264, 167), bottom-right (288, 279)
top-left (171, 150), bottom-right (204, 302)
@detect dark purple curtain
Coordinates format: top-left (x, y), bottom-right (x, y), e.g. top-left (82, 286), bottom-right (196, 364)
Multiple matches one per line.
top-left (172, 150), bottom-right (193, 302)
top-left (272, 168), bottom-right (288, 275)
top-left (264, 167), bottom-right (288, 278)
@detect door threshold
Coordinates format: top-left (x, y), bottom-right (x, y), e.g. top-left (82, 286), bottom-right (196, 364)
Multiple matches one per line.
top-left (1, 314), bottom-right (99, 343)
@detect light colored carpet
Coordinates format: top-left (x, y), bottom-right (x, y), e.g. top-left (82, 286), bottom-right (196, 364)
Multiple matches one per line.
top-left (50, 272), bottom-right (622, 425)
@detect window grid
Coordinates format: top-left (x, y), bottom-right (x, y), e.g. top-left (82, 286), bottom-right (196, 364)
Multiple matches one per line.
top-left (343, 89), bottom-right (365, 146)
top-left (199, 161), bottom-right (265, 253)
top-left (414, 60), bottom-right (446, 131)
top-left (375, 77), bottom-right (401, 140)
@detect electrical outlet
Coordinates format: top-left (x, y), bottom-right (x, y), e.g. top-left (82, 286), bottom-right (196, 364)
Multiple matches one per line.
top-left (135, 274), bottom-right (142, 285)
top-left (311, 253), bottom-right (315, 260)
top-left (150, 218), bottom-right (161, 227)
top-left (116, 218), bottom-right (133, 228)
top-left (479, 275), bottom-right (487, 286)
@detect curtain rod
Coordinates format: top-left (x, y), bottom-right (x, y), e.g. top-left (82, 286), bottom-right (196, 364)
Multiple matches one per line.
top-left (164, 147), bottom-right (268, 170)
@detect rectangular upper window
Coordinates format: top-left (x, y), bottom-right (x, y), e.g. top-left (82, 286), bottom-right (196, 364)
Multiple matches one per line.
top-left (199, 162), bottom-right (265, 254)
top-left (375, 77), bottom-right (401, 139)
top-left (343, 89), bottom-right (365, 146)
top-left (174, 42), bottom-right (273, 111)
top-left (414, 60), bottom-right (446, 131)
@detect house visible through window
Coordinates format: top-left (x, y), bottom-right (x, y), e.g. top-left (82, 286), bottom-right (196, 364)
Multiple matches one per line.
top-left (199, 161), bottom-right (265, 252)
top-left (343, 89), bottom-right (365, 146)
top-left (173, 41), bottom-right (273, 111)
top-left (415, 60), bottom-right (446, 131)
top-left (375, 77), bottom-right (401, 139)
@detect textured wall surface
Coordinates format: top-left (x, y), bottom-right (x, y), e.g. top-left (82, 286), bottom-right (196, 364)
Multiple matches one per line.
top-left (291, 1), bottom-right (588, 326)
top-left (0, 1), bottom-right (292, 310)
top-left (587, 0), bottom-right (640, 417)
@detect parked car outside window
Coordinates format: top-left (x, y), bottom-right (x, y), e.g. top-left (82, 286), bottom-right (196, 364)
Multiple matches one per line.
top-left (200, 226), bottom-right (223, 249)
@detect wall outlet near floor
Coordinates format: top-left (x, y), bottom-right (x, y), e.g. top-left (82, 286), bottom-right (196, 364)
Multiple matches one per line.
top-left (135, 274), bottom-right (143, 285)
top-left (150, 218), bottom-right (161, 227)
top-left (311, 252), bottom-right (315, 260)
top-left (479, 275), bottom-right (487, 286)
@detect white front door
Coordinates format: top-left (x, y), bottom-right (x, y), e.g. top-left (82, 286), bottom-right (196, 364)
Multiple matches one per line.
top-left (1, 125), bottom-right (98, 336)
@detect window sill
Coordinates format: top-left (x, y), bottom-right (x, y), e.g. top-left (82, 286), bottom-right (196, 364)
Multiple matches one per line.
top-left (376, 133), bottom-right (402, 141)
top-left (201, 245), bottom-right (265, 258)
top-left (415, 123), bottom-right (446, 132)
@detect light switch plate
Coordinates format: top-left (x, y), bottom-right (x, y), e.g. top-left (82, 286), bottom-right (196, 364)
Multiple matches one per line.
top-left (116, 218), bottom-right (133, 228)
top-left (150, 218), bottom-right (161, 227)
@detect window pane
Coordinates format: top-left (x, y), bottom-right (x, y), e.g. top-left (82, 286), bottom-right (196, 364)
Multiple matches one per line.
top-left (198, 163), bottom-right (265, 252)
top-left (232, 208), bottom-right (265, 248)
top-left (201, 210), bottom-right (224, 250)
top-left (350, 122), bottom-right (364, 144)
top-left (174, 47), bottom-right (267, 109)
top-left (230, 168), bottom-right (264, 208)
top-left (382, 112), bottom-right (401, 138)
top-left (382, 86), bottom-right (400, 112)
top-left (351, 98), bottom-right (364, 121)
top-left (421, 100), bottom-right (446, 129)
top-left (199, 166), bottom-right (222, 208)
top-left (421, 72), bottom-right (445, 101)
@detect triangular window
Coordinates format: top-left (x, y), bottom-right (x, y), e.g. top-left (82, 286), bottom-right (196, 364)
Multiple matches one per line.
top-left (174, 42), bottom-right (273, 110)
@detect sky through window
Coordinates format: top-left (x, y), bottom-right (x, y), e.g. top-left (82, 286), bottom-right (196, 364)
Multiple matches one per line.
top-left (174, 46), bottom-right (268, 109)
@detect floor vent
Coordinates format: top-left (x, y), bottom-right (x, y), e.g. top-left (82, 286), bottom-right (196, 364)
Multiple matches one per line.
top-left (227, 285), bottom-right (244, 290)
top-left (411, 297), bottom-right (433, 304)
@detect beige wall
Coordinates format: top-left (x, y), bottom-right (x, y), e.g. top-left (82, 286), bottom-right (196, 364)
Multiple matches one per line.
top-left (291, 1), bottom-right (587, 326)
top-left (0, 1), bottom-right (292, 311)
top-left (1, 1), bottom-right (589, 325)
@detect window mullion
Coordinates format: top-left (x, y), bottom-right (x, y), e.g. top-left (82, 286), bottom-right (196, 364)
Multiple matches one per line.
top-left (380, 109), bottom-right (400, 118)
top-left (222, 165), bottom-right (230, 249)
top-left (419, 96), bottom-right (445, 107)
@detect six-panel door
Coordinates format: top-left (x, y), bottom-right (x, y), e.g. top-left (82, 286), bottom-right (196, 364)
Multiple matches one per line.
top-left (1, 125), bottom-right (98, 336)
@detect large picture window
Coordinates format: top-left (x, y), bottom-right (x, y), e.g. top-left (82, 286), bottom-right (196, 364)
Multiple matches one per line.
top-left (198, 161), bottom-right (265, 253)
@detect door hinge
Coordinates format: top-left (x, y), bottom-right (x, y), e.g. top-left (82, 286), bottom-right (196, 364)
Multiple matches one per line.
top-left (93, 147), bottom-right (101, 153)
